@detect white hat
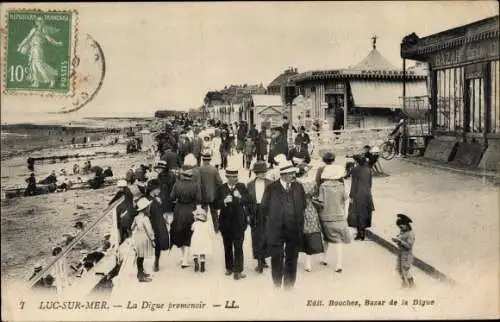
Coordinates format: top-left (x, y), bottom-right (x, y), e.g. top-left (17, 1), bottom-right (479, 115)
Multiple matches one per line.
top-left (117, 179), bottom-right (127, 187)
top-left (274, 154), bottom-right (287, 165)
top-left (279, 161), bottom-right (299, 174)
top-left (136, 197), bottom-right (151, 211)
top-left (371, 146), bottom-right (380, 153)
top-left (183, 154), bottom-right (197, 167)
top-left (321, 164), bottom-right (345, 180)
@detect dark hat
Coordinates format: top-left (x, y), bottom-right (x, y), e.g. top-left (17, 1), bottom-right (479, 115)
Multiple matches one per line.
top-left (363, 145), bottom-right (371, 150)
top-left (322, 152), bottom-right (335, 163)
top-left (74, 221), bottom-right (83, 229)
top-left (252, 161), bottom-right (268, 173)
top-left (154, 160), bottom-right (168, 169)
top-left (201, 153), bottom-right (212, 160)
top-left (52, 246), bottom-right (63, 256)
top-left (147, 179), bottom-right (160, 192)
top-left (396, 214), bottom-right (413, 225)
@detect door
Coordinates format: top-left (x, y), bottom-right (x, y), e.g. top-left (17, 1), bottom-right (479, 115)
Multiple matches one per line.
top-left (465, 77), bottom-right (485, 134)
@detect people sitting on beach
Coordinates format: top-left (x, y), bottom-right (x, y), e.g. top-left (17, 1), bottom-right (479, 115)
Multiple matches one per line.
top-left (103, 166), bottom-right (113, 178)
top-left (27, 157), bottom-right (35, 172)
top-left (25, 173), bottom-right (37, 196)
top-left (89, 165), bottom-right (105, 189)
top-left (56, 175), bottom-right (69, 192)
top-left (40, 170), bottom-right (57, 185)
top-left (73, 163), bottom-right (80, 175)
top-left (71, 237), bottom-right (112, 277)
top-left (126, 165), bottom-right (136, 184)
top-left (62, 221), bottom-right (90, 249)
top-left (82, 161), bottom-right (92, 174)
top-left (29, 264), bottom-right (56, 292)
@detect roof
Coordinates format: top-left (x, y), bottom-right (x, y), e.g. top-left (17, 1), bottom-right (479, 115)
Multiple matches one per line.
top-left (291, 45), bottom-right (426, 83)
top-left (349, 48), bottom-right (398, 71)
top-left (268, 68), bottom-right (298, 89)
top-left (401, 15), bottom-right (499, 60)
top-left (251, 95), bottom-right (283, 107)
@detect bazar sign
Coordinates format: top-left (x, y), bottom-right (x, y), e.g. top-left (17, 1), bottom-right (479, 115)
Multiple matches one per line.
top-left (432, 40), bottom-right (499, 68)
top-left (360, 70), bottom-right (415, 75)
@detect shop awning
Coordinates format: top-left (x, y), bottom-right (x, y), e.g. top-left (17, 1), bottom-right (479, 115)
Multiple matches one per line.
top-left (349, 80), bottom-right (427, 108)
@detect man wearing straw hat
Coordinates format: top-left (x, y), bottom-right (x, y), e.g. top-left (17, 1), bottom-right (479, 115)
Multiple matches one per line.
top-left (215, 166), bottom-right (250, 280)
top-left (261, 161), bottom-right (306, 289)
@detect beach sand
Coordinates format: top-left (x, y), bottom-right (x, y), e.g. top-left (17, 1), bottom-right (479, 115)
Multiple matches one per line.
top-left (0, 142), bottom-right (152, 281)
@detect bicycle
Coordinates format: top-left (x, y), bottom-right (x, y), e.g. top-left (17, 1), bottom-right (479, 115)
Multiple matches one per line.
top-left (379, 137), bottom-right (397, 160)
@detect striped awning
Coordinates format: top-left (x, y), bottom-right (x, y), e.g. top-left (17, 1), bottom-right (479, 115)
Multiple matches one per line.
top-left (349, 80), bottom-right (427, 109)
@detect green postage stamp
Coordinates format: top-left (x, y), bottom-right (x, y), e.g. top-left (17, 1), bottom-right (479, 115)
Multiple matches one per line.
top-left (3, 9), bottom-right (77, 95)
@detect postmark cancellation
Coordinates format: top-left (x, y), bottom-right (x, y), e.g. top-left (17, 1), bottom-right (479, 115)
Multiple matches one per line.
top-left (2, 9), bottom-right (78, 96)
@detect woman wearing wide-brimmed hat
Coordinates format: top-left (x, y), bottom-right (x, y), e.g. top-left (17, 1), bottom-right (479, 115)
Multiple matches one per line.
top-left (247, 161), bottom-right (272, 273)
top-left (317, 164), bottom-right (351, 273)
top-left (169, 166), bottom-right (202, 268)
top-left (131, 197), bottom-right (155, 282)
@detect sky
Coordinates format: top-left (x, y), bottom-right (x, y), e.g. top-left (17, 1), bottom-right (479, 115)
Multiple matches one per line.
top-left (0, 1), bottom-right (498, 124)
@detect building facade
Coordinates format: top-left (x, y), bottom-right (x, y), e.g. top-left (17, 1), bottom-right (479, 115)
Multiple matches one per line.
top-left (291, 39), bottom-right (428, 130)
top-left (401, 15), bottom-right (499, 170)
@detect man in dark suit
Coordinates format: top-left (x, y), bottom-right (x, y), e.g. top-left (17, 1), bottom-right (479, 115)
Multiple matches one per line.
top-left (199, 153), bottom-right (223, 233)
top-left (261, 161), bottom-right (306, 289)
top-left (161, 145), bottom-right (181, 170)
top-left (246, 161), bottom-right (272, 273)
top-left (215, 168), bottom-right (250, 280)
top-left (287, 142), bottom-right (311, 167)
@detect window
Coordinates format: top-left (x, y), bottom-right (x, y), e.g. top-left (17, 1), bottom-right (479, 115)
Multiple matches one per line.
top-left (436, 67), bottom-right (465, 132)
top-left (491, 60), bottom-right (500, 133)
top-left (468, 78), bottom-right (484, 133)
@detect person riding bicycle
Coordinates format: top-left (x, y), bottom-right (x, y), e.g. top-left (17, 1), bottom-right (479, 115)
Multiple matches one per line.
top-left (389, 118), bottom-right (408, 157)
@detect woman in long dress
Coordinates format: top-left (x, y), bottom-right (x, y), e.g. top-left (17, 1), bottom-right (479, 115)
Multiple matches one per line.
top-left (211, 130), bottom-right (222, 169)
top-left (131, 198), bottom-right (155, 282)
top-left (296, 167), bottom-right (324, 272)
top-left (317, 164), bottom-right (351, 273)
top-left (169, 167), bottom-right (202, 268)
top-left (17, 16), bottom-right (63, 88)
top-left (348, 155), bottom-right (374, 241)
top-left (146, 179), bottom-right (170, 272)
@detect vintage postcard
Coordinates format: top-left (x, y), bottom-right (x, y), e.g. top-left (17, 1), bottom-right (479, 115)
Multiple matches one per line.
top-left (1, 2), bottom-right (499, 321)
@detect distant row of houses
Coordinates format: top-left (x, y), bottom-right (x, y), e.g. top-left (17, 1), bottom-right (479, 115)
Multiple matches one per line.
top-left (202, 37), bottom-right (428, 131)
top-left (201, 15), bottom-right (499, 171)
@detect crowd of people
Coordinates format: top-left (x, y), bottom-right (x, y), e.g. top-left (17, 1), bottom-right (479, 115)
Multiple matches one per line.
top-left (110, 115), bottom-right (416, 290)
top-left (29, 114), bottom-right (416, 292)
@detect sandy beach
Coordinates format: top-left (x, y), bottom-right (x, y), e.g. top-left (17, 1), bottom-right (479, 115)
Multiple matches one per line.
top-left (0, 121), bottom-right (152, 282)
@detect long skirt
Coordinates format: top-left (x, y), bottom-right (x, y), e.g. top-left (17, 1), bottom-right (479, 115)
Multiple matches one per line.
top-left (302, 199), bottom-right (324, 254)
top-left (250, 213), bottom-right (267, 259)
top-left (170, 203), bottom-right (195, 248)
top-left (321, 220), bottom-right (351, 244)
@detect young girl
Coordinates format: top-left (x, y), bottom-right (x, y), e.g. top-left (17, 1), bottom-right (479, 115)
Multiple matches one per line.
top-left (190, 208), bottom-right (211, 273)
top-left (131, 198), bottom-right (155, 282)
top-left (392, 214), bottom-right (415, 288)
top-left (317, 164), bottom-right (351, 273)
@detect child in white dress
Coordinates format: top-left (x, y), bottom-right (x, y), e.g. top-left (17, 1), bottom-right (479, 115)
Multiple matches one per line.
top-left (190, 209), bottom-right (212, 273)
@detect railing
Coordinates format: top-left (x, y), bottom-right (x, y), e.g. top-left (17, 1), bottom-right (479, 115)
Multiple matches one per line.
top-left (291, 124), bottom-right (431, 158)
top-left (27, 196), bottom-right (125, 291)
